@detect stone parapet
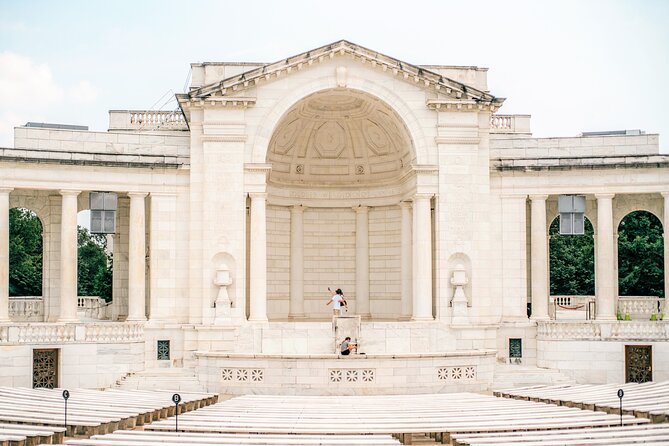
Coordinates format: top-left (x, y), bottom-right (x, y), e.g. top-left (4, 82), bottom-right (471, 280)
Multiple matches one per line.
top-left (493, 154), bottom-right (669, 171)
top-left (11, 126), bottom-right (190, 163)
top-left (0, 321), bottom-right (144, 344)
top-left (537, 320), bottom-right (669, 341)
top-left (195, 350), bottom-right (496, 395)
top-left (491, 133), bottom-right (660, 159)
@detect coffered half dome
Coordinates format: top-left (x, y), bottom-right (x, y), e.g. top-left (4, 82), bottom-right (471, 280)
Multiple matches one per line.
top-left (267, 88), bottom-right (414, 186)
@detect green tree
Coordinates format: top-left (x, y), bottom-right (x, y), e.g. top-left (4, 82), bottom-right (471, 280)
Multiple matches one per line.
top-left (549, 217), bottom-right (595, 296)
top-left (8, 208), bottom-right (43, 296)
top-left (77, 227), bottom-right (113, 302)
top-left (618, 211), bottom-right (664, 297)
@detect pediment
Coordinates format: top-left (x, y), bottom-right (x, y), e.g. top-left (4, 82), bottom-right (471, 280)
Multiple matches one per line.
top-left (177, 40), bottom-right (504, 114)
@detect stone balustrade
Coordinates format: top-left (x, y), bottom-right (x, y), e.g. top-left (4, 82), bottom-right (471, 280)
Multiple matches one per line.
top-left (77, 296), bottom-right (111, 320)
top-left (8, 297), bottom-right (43, 321)
top-left (537, 320), bottom-right (669, 341)
top-left (0, 322), bottom-right (144, 344)
top-left (490, 114), bottom-right (531, 134)
top-left (108, 110), bottom-right (188, 131)
top-left (617, 296), bottom-right (664, 319)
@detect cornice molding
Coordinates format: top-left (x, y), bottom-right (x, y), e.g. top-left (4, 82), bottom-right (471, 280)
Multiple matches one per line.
top-left (201, 135), bottom-right (247, 142)
top-left (435, 136), bottom-right (481, 145)
top-left (179, 40), bottom-right (503, 107)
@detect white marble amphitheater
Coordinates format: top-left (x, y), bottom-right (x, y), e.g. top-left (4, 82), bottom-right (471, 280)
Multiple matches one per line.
top-left (0, 40), bottom-right (668, 397)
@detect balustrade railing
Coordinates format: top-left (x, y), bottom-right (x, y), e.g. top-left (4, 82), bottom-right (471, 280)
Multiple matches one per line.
top-left (0, 322), bottom-right (145, 344)
top-left (490, 114), bottom-right (531, 134)
top-left (550, 296), bottom-right (595, 320)
top-left (8, 297), bottom-right (43, 321)
top-left (617, 296), bottom-right (664, 319)
top-left (109, 110), bottom-right (188, 131)
top-left (77, 296), bottom-right (111, 320)
top-left (538, 320), bottom-right (669, 341)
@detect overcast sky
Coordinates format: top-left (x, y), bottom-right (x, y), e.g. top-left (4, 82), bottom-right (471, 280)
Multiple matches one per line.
top-left (1, 0), bottom-right (668, 151)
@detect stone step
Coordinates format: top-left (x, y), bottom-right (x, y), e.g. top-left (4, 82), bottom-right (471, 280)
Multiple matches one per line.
top-left (492, 364), bottom-right (574, 391)
top-left (114, 368), bottom-right (206, 392)
top-left (406, 433), bottom-right (438, 444)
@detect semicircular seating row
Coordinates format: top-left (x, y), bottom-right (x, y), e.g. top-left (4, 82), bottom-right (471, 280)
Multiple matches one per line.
top-left (57, 391), bottom-right (669, 445)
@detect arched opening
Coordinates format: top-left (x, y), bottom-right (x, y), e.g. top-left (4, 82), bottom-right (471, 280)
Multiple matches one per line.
top-left (618, 210), bottom-right (664, 298)
top-left (263, 88), bottom-right (415, 321)
top-left (9, 207), bottom-right (43, 297)
top-left (549, 216), bottom-right (594, 319)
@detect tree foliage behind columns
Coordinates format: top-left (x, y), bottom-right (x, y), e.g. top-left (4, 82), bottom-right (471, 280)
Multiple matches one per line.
top-left (549, 217), bottom-right (595, 296)
top-left (618, 211), bottom-right (664, 297)
top-left (8, 208), bottom-right (43, 296)
top-left (77, 227), bottom-right (113, 302)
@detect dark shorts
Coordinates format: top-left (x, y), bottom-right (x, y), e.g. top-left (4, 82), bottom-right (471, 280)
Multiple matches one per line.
top-left (341, 349), bottom-right (350, 355)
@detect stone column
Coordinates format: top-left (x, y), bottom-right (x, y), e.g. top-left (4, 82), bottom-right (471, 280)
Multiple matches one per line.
top-left (663, 193), bottom-right (669, 305)
top-left (530, 195), bottom-right (549, 321)
top-left (289, 205), bottom-right (305, 318)
top-left (355, 206), bottom-right (371, 318)
top-left (126, 192), bottom-right (147, 321)
top-left (58, 190), bottom-right (80, 322)
top-left (595, 193), bottom-right (616, 320)
top-left (0, 188), bottom-right (12, 322)
top-left (248, 192), bottom-right (268, 322)
top-left (412, 194), bottom-right (433, 321)
top-left (400, 202), bottom-right (413, 319)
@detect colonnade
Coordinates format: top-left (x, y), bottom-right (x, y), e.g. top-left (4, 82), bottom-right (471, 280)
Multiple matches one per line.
top-left (246, 193), bottom-right (435, 321)
top-left (530, 193), bottom-right (669, 321)
top-left (0, 189), bottom-right (148, 323)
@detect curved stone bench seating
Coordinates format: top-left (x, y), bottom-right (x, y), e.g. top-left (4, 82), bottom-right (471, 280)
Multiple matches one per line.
top-left (0, 421), bottom-right (66, 446)
top-left (494, 381), bottom-right (669, 422)
top-left (451, 423), bottom-right (669, 445)
top-left (0, 387), bottom-right (216, 437)
top-left (59, 431), bottom-right (401, 445)
top-left (140, 393), bottom-right (645, 445)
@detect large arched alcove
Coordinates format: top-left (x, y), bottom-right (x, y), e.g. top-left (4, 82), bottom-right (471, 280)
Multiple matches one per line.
top-left (263, 88), bottom-right (415, 320)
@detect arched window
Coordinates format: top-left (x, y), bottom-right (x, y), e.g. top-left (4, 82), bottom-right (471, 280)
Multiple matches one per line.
top-left (9, 208), bottom-right (43, 296)
top-left (549, 216), bottom-right (594, 296)
top-left (618, 211), bottom-right (664, 297)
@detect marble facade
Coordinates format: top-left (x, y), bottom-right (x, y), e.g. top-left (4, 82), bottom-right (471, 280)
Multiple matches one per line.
top-left (0, 41), bottom-right (668, 393)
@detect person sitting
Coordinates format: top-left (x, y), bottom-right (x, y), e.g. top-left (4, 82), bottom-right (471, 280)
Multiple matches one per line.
top-left (340, 337), bottom-right (357, 356)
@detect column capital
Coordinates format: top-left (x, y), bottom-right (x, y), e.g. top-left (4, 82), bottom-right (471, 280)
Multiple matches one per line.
top-left (59, 189), bottom-right (81, 197)
top-left (660, 191), bottom-right (669, 198)
top-left (529, 194), bottom-right (549, 201)
top-left (594, 193), bottom-right (615, 200)
top-left (0, 188), bottom-right (13, 195)
top-left (127, 192), bottom-right (148, 199)
top-left (249, 192), bottom-right (267, 200)
top-left (290, 204), bottom-right (306, 213)
top-left (500, 193), bottom-right (528, 200)
top-left (353, 205), bottom-right (369, 214)
top-left (413, 193), bottom-right (433, 201)
top-left (399, 201), bottom-right (413, 209)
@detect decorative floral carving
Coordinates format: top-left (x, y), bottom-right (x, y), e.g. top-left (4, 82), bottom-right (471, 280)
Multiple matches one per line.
top-left (236, 369), bottom-right (248, 382)
top-left (329, 369), bottom-right (375, 384)
top-left (330, 369), bottom-right (342, 383)
top-left (251, 369), bottom-right (264, 382)
top-left (221, 369), bottom-right (233, 381)
top-left (437, 366), bottom-right (477, 381)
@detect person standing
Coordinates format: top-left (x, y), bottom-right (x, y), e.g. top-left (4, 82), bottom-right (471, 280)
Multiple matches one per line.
top-left (326, 287), bottom-right (344, 316)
